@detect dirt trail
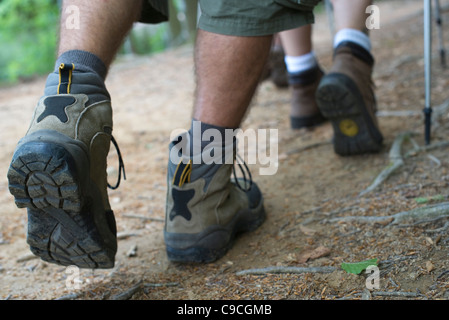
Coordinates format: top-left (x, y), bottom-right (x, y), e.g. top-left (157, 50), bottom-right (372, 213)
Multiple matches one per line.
top-left (1, 0), bottom-right (449, 300)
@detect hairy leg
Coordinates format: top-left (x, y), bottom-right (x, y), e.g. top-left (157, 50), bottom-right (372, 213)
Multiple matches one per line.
top-left (58, 0), bottom-right (142, 68)
top-left (193, 30), bottom-right (273, 128)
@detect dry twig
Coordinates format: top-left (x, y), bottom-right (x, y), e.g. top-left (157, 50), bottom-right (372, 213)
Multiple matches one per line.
top-left (371, 291), bottom-right (421, 298)
top-left (16, 253), bottom-right (38, 263)
top-left (116, 231), bottom-right (142, 240)
top-left (425, 221), bottom-right (449, 233)
top-left (110, 281), bottom-right (143, 300)
top-left (144, 282), bottom-right (179, 288)
top-left (54, 293), bottom-right (81, 300)
top-left (122, 214), bottom-right (164, 222)
top-left (286, 140), bottom-right (332, 155)
top-left (236, 266), bottom-right (336, 276)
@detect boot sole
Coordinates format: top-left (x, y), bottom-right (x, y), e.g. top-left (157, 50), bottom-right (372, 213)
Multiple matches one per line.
top-left (7, 130), bottom-right (117, 269)
top-left (164, 197), bottom-right (266, 263)
top-left (316, 73), bottom-right (383, 156)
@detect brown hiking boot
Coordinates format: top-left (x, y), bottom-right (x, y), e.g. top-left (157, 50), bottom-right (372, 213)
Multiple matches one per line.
top-left (316, 42), bottom-right (383, 156)
top-left (290, 66), bottom-right (327, 129)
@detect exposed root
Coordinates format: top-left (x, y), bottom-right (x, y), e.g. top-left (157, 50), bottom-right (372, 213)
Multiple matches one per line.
top-left (360, 129), bottom-right (449, 196)
top-left (329, 202), bottom-right (449, 226)
top-left (359, 132), bottom-right (412, 196)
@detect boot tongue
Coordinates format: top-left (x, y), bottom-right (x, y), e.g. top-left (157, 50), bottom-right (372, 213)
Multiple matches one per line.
top-left (44, 68), bottom-right (110, 106)
top-left (168, 130), bottom-right (235, 190)
top-left (168, 120), bottom-right (242, 192)
top-left (44, 50), bottom-right (110, 106)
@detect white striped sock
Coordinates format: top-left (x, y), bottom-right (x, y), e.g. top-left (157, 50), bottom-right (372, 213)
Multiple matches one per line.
top-left (334, 28), bottom-right (371, 52)
top-left (284, 51), bottom-right (317, 74)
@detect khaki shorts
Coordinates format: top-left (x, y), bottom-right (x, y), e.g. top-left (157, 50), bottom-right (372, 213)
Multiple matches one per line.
top-left (140, 0), bottom-right (320, 36)
top-left (198, 0), bottom-right (319, 36)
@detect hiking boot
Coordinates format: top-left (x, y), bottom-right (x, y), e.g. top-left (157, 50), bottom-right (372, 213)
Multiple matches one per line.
top-left (316, 42), bottom-right (383, 156)
top-left (289, 66), bottom-right (327, 129)
top-left (164, 132), bottom-right (265, 263)
top-left (7, 63), bottom-right (121, 268)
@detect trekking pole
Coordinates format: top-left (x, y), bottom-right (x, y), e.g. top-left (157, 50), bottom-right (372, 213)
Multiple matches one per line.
top-left (424, 0), bottom-right (433, 145)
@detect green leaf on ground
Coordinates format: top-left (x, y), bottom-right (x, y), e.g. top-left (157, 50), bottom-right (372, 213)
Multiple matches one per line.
top-left (341, 258), bottom-right (378, 275)
top-left (415, 195), bottom-right (445, 204)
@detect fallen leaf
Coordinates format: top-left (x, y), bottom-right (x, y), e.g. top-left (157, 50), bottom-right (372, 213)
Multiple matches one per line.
top-left (415, 197), bottom-right (429, 204)
top-left (297, 246), bottom-right (331, 264)
top-left (341, 258), bottom-right (378, 275)
top-left (415, 195), bottom-right (445, 204)
top-left (426, 261), bottom-right (434, 273)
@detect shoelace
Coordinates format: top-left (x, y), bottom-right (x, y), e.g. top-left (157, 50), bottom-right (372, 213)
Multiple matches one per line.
top-left (107, 140), bottom-right (251, 192)
top-left (232, 153), bottom-right (253, 192)
top-left (108, 135), bottom-right (126, 190)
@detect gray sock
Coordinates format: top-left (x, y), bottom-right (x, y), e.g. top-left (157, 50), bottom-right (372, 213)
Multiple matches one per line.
top-left (168, 120), bottom-right (236, 186)
top-left (190, 120), bottom-right (234, 182)
top-left (44, 50), bottom-right (110, 106)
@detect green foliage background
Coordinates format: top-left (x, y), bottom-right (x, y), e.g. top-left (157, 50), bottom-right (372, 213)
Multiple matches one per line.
top-left (0, 0), bottom-right (60, 83)
top-left (0, 0), bottom-right (197, 84)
